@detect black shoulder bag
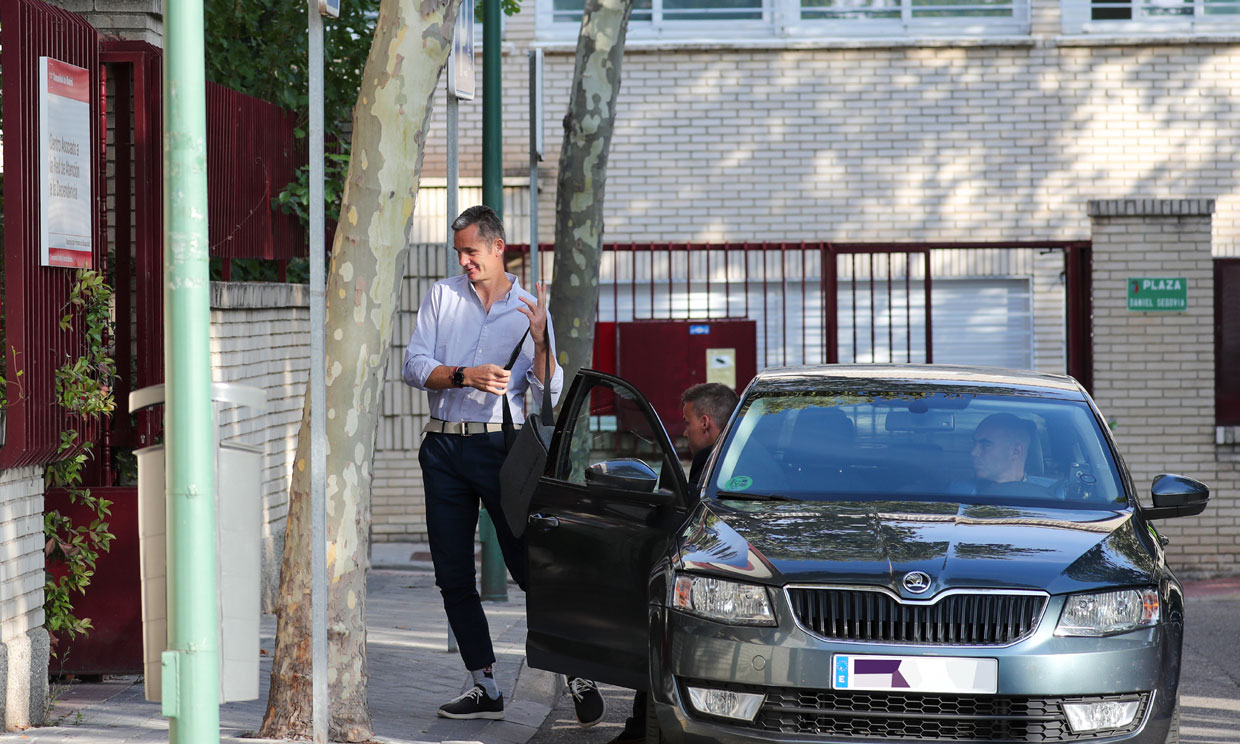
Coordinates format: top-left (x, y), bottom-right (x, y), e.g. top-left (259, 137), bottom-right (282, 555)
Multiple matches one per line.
top-left (498, 330), bottom-right (554, 538)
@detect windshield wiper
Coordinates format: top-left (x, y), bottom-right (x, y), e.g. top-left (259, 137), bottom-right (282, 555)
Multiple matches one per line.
top-left (715, 490), bottom-right (797, 502)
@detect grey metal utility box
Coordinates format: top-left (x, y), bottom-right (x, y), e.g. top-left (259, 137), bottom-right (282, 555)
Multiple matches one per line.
top-left (131, 383), bottom-right (267, 704)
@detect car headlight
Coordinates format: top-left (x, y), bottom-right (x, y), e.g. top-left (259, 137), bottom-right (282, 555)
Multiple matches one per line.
top-left (1055, 588), bottom-right (1160, 637)
top-left (673, 574), bottom-right (776, 626)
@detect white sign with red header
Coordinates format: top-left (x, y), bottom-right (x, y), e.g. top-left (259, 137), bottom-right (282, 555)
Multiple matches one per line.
top-left (39, 56), bottom-right (93, 269)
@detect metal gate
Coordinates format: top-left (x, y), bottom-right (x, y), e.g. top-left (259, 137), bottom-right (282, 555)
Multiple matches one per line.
top-left (2, 14), bottom-right (306, 473)
top-left (505, 241), bottom-right (1091, 388)
top-left (0, 0), bottom-right (107, 469)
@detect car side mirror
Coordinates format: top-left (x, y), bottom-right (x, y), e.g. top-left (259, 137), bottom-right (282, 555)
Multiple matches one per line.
top-left (1144, 473), bottom-right (1210, 520)
top-left (585, 458), bottom-right (659, 494)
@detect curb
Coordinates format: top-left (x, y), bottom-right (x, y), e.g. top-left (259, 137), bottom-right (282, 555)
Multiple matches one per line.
top-left (513, 659), bottom-right (559, 712)
top-left (1183, 577), bottom-right (1240, 600)
top-left (472, 660), bottom-right (559, 743)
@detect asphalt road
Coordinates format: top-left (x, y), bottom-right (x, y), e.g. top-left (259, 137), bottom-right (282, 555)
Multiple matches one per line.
top-left (529, 597), bottom-right (1240, 744)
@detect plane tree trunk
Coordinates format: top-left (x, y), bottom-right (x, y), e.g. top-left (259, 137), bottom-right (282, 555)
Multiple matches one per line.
top-left (258, 0), bottom-right (461, 739)
top-left (548, 0), bottom-right (634, 381)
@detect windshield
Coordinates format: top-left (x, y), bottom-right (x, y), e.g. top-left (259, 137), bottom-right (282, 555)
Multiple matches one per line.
top-left (712, 390), bottom-right (1127, 509)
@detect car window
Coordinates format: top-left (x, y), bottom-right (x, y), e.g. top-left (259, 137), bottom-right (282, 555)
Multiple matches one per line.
top-left (712, 391), bottom-right (1126, 508)
top-left (552, 377), bottom-right (672, 487)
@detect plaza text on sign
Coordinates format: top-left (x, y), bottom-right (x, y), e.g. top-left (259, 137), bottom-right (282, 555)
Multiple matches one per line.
top-left (1127, 277), bottom-right (1187, 312)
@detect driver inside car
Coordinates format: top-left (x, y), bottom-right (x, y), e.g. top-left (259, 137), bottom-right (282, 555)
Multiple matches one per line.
top-left (951, 413), bottom-right (1057, 499)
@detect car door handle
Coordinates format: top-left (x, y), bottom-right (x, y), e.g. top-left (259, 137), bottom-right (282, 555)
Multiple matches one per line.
top-left (528, 513), bottom-right (560, 529)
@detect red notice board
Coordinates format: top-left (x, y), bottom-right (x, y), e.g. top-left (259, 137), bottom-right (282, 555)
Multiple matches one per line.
top-left (617, 319), bottom-right (756, 441)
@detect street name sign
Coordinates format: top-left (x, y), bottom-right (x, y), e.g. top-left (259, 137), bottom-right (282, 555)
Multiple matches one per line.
top-left (1127, 277), bottom-right (1187, 312)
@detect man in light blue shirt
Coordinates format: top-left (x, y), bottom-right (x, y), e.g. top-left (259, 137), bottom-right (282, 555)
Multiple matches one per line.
top-left (402, 206), bottom-right (602, 726)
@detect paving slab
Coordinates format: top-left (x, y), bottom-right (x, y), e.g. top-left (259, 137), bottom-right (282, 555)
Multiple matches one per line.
top-left (5, 545), bottom-right (556, 744)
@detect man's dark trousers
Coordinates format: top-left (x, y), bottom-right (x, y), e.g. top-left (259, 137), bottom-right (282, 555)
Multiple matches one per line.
top-left (419, 430), bottom-right (526, 671)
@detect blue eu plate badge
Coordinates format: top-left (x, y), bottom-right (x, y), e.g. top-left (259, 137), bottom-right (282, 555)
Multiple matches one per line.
top-left (831, 654), bottom-right (998, 694)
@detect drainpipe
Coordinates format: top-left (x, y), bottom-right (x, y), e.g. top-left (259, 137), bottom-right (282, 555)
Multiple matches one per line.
top-left (162, 0), bottom-right (219, 740)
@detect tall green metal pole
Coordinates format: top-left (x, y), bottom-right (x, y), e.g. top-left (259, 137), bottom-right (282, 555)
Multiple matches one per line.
top-left (482, 0), bottom-right (502, 212)
top-left (479, 0), bottom-right (507, 601)
top-left (163, 0), bottom-right (219, 740)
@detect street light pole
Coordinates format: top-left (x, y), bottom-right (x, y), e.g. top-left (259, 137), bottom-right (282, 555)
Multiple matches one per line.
top-left (479, 0), bottom-right (507, 602)
top-left (162, 0), bottom-right (218, 740)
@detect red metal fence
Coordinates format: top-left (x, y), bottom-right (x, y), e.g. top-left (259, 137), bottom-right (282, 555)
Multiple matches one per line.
top-left (101, 41), bottom-right (165, 452)
top-left (0, 0), bottom-right (106, 469)
top-left (206, 83), bottom-right (305, 262)
top-left (2, 11), bottom-right (305, 469)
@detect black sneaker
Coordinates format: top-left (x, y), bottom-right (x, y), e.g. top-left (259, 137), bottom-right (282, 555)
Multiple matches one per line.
top-left (437, 684), bottom-right (505, 720)
top-left (568, 677), bottom-right (606, 727)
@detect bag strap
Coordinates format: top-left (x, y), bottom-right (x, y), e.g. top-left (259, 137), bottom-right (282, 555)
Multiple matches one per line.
top-left (500, 327), bottom-right (555, 445)
top-left (501, 329), bottom-right (530, 446)
top-left (537, 330), bottom-right (553, 426)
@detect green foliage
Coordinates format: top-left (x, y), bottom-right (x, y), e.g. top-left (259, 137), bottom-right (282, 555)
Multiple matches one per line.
top-left (202, 0), bottom-right (523, 269)
top-left (55, 270), bottom-right (116, 419)
top-left (44, 269), bottom-right (117, 655)
top-left (273, 150), bottom-right (352, 229)
top-left (44, 439), bottom-right (115, 647)
top-left (209, 257), bottom-right (310, 284)
top-left (204, 0), bottom-right (380, 255)
top-left (477, 0), bottom-right (524, 21)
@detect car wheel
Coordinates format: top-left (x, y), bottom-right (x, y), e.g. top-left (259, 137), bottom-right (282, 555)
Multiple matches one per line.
top-left (1165, 696), bottom-right (1181, 744)
top-left (645, 695), bottom-right (665, 743)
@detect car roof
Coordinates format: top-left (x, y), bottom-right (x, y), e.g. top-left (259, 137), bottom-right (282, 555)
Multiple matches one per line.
top-left (750, 364), bottom-right (1087, 399)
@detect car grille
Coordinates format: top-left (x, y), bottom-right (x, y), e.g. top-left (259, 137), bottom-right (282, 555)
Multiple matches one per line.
top-left (787, 588), bottom-right (1047, 645)
top-left (725, 687), bottom-right (1150, 741)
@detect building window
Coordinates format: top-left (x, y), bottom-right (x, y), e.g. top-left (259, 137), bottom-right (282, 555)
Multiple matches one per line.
top-left (540, 0), bottom-right (1030, 38)
top-left (1217, 259), bottom-right (1240, 426)
top-left (1063, 0), bottom-right (1240, 34)
top-left (802, 0), bottom-right (1022, 22)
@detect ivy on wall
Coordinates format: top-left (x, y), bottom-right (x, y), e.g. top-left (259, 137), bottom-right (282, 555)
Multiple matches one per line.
top-left (43, 269), bottom-right (117, 656)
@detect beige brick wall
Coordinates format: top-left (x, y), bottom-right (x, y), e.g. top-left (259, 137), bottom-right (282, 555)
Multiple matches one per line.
top-left (0, 467), bottom-right (46, 643)
top-left (0, 465), bottom-right (51, 728)
top-left (210, 282), bottom-right (309, 607)
top-left (1088, 199), bottom-right (1238, 578)
top-left (372, 450), bottom-right (426, 543)
top-left (422, 7), bottom-right (1240, 258)
top-left (44, 0), bottom-right (162, 46)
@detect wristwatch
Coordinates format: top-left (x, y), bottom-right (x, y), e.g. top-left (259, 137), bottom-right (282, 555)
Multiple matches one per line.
top-left (451, 366), bottom-right (466, 388)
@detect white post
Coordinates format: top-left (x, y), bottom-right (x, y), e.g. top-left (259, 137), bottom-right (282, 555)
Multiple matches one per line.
top-left (307, 1), bottom-right (330, 743)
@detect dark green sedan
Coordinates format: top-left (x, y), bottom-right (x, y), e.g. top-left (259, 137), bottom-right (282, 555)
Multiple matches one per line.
top-left (522, 365), bottom-right (1208, 744)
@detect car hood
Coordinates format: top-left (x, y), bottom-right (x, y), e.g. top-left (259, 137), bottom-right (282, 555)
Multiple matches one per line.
top-left (675, 499), bottom-right (1158, 596)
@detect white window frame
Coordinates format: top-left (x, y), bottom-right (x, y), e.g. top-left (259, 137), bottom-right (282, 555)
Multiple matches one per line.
top-left (1061, 0), bottom-right (1240, 35)
top-left (783, 0), bottom-right (1031, 38)
top-left (535, 0), bottom-right (1031, 41)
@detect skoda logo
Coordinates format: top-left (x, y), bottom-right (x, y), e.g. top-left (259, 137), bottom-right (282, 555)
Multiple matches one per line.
top-left (902, 571), bottom-right (932, 594)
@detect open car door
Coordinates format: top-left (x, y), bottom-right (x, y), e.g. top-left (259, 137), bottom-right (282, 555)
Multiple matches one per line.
top-left (524, 370), bottom-right (690, 690)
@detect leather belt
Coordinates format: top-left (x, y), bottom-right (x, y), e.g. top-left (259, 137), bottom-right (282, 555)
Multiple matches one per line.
top-left (424, 418), bottom-right (516, 436)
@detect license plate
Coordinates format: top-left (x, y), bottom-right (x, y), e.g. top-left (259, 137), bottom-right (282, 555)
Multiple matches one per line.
top-left (832, 654), bottom-right (998, 694)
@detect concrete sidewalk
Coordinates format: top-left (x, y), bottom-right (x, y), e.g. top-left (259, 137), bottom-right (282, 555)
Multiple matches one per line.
top-left (8, 543), bottom-right (559, 744)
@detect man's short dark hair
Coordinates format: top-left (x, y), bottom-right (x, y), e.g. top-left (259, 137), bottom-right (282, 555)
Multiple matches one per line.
top-left (451, 205), bottom-right (506, 245)
top-left (681, 382), bottom-right (739, 426)
top-left (978, 413), bottom-right (1032, 450)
